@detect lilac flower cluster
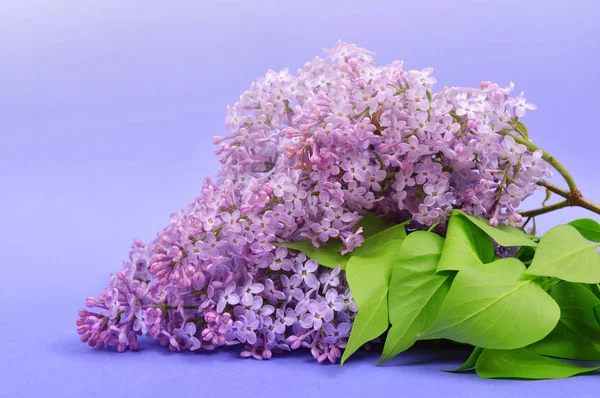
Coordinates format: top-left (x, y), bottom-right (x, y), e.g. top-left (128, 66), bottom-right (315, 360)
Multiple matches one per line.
top-left (77, 41), bottom-right (550, 362)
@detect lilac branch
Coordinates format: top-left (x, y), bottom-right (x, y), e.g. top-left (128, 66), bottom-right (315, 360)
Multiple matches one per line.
top-left (495, 131), bottom-right (600, 217)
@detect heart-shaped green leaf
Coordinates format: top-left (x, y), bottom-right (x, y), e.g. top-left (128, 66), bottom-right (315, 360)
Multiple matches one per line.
top-left (341, 239), bottom-right (405, 364)
top-left (569, 218), bottom-right (600, 242)
top-left (436, 211), bottom-right (494, 272)
top-left (456, 211), bottom-right (537, 247)
top-left (421, 258), bottom-right (560, 349)
top-left (529, 282), bottom-right (600, 360)
top-left (379, 231), bottom-right (452, 364)
top-left (476, 348), bottom-right (600, 379)
top-left (525, 224), bottom-right (600, 283)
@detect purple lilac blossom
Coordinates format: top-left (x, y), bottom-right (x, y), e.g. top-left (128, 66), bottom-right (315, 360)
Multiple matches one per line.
top-left (77, 41), bottom-right (550, 363)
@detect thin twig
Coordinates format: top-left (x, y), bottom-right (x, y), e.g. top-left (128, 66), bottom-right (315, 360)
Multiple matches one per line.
top-left (519, 200), bottom-right (570, 218)
top-left (519, 180), bottom-right (600, 217)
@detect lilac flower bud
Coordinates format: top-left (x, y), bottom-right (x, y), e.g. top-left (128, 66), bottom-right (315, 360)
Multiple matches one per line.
top-left (215, 335), bottom-right (226, 345)
top-left (204, 310), bottom-right (218, 323)
top-left (180, 277), bottom-right (192, 289)
top-left (513, 213), bottom-right (523, 223)
top-left (290, 338), bottom-right (303, 350)
top-left (311, 347), bottom-right (320, 360)
top-left (149, 325), bottom-right (161, 338)
top-left (330, 345), bottom-right (341, 358)
top-left (85, 297), bottom-right (96, 307)
top-left (262, 349), bottom-right (272, 360)
top-left (201, 328), bottom-right (214, 341)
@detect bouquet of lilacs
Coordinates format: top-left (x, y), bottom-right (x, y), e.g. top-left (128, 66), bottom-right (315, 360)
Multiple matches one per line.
top-left (78, 41), bottom-right (600, 379)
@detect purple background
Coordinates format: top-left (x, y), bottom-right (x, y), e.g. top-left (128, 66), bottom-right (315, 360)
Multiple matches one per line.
top-left (2, 1), bottom-right (599, 396)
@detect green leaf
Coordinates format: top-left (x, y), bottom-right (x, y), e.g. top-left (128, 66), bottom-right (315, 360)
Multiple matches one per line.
top-left (274, 239), bottom-right (348, 270)
top-left (445, 347), bottom-right (483, 373)
top-left (342, 240), bottom-right (404, 364)
top-left (421, 258), bottom-right (560, 349)
top-left (352, 221), bottom-right (408, 256)
top-left (569, 218), bottom-right (600, 242)
top-left (436, 211), bottom-right (494, 272)
top-left (525, 224), bottom-right (600, 283)
top-left (529, 282), bottom-right (600, 360)
top-left (379, 231), bottom-right (451, 364)
top-left (516, 246), bottom-right (536, 263)
top-left (356, 212), bottom-right (396, 238)
top-left (275, 220), bottom-right (407, 271)
top-left (595, 304), bottom-right (600, 326)
top-left (530, 216), bottom-right (537, 237)
top-left (542, 189), bottom-right (552, 207)
top-left (587, 283), bottom-right (600, 301)
top-left (476, 348), bottom-right (600, 379)
top-left (456, 211), bottom-right (537, 247)
top-left (449, 110), bottom-right (462, 122)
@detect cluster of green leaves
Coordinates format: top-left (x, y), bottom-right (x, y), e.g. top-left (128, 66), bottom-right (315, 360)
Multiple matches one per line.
top-left (278, 213), bottom-right (600, 380)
